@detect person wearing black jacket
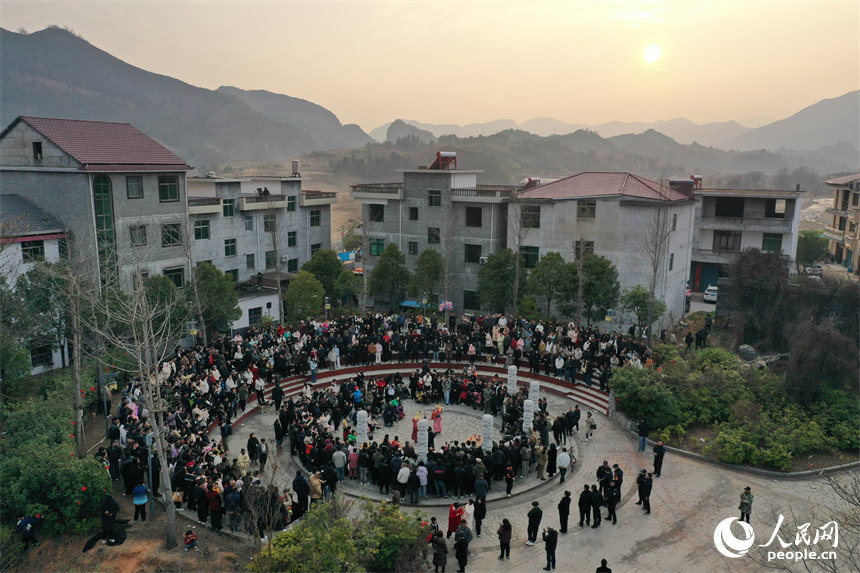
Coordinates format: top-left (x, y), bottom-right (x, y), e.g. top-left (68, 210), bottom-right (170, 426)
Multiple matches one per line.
top-left (578, 485), bottom-right (591, 527)
top-left (653, 441), bottom-right (666, 476)
top-left (605, 481), bottom-right (619, 524)
top-left (100, 495), bottom-right (120, 542)
top-left (637, 419), bottom-right (651, 451)
top-left (635, 469), bottom-right (647, 505)
top-left (641, 473), bottom-right (653, 514)
top-left (292, 472), bottom-right (310, 520)
top-left (557, 491), bottom-right (571, 533)
top-left (473, 497), bottom-right (487, 537)
top-left (526, 501), bottom-right (543, 545)
top-left (590, 485), bottom-right (603, 528)
top-left (542, 527), bottom-right (558, 571)
top-left (271, 384), bottom-right (284, 412)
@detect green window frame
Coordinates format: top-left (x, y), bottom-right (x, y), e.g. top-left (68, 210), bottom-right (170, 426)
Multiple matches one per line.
top-left (429, 190), bottom-right (442, 207)
top-left (265, 250), bottom-right (277, 269)
top-left (248, 307), bottom-right (262, 326)
top-left (310, 243), bottom-right (322, 255)
top-left (408, 241), bottom-right (418, 255)
top-left (158, 176), bottom-right (179, 202)
top-left (310, 210), bottom-right (321, 227)
top-left (223, 199), bottom-right (235, 217)
top-left (369, 238), bottom-right (385, 256)
top-left (287, 231), bottom-right (297, 247)
top-left (464, 244), bottom-right (482, 264)
top-left (287, 196), bottom-right (297, 212)
top-left (225, 238), bottom-right (237, 257)
top-left (246, 253), bottom-right (255, 269)
top-left (522, 246), bottom-right (539, 269)
top-left (287, 258), bottom-right (298, 272)
top-left (161, 223), bottom-right (182, 247)
top-left (244, 216), bottom-right (254, 231)
top-left (577, 199), bottom-right (596, 220)
top-left (194, 220), bottom-right (210, 240)
top-left (164, 268), bottom-right (184, 288)
top-left (762, 233), bottom-right (783, 252)
top-left (126, 176), bottom-right (144, 199)
top-left (130, 225), bottom-right (147, 247)
top-left (93, 175), bottom-right (116, 273)
top-left (428, 227), bottom-right (441, 244)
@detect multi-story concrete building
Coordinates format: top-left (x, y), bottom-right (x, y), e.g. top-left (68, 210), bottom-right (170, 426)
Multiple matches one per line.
top-left (352, 153), bottom-right (695, 324)
top-left (0, 116), bottom-right (192, 290)
top-left (689, 186), bottom-right (802, 290)
top-left (186, 169), bottom-right (335, 328)
top-left (511, 172), bottom-right (696, 321)
top-left (0, 194), bottom-right (69, 374)
top-left (352, 152), bottom-right (508, 311)
top-left (823, 173), bottom-right (860, 275)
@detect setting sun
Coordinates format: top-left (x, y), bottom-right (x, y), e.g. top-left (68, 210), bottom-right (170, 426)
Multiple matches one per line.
top-left (644, 45), bottom-right (661, 63)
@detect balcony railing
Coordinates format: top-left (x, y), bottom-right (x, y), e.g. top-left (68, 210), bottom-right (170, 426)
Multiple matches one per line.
top-left (701, 216), bottom-right (793, 227)
top-left (350, 184), bottom-right (404, 195)
top-left (450, 185), bottom-right (518, 202)
top-left (696, 249), bottom-right (742, 257)
top-left (188, 197), bottom-right (221, 206)
top-left (242, 195), bottom-right (286, 203)
top-left (300, 190), bottom-right (337, 207)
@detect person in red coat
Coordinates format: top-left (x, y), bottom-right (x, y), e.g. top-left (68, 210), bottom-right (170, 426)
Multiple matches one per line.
top-left (447, 502), bottom-right (464, 538)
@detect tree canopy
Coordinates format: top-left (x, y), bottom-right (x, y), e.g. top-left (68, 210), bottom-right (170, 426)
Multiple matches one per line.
top-left (527, 251), bottom-right (568, 316)
top-left (795, 230), bottom-right (829, 269)
top-left (620, 284), bottom-right (667, 332)
top-left (476, 248), bottom-right (526, 313)
top-left (409, 247), bottom-right (444, 298)
top-left (187, 262), bottom-right (240, 332)
top-left (368, 243), bottom-right (410, 309)
top-left (302, 249), bottom-right (344, 299)
top-left (283, 271), bottom-right (325, 320)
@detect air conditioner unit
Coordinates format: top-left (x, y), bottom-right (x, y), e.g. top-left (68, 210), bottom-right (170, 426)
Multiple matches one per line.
top-left (479, 257), bottom-right (488, 265)
top-left (280, 255), bottom-right (289, 263)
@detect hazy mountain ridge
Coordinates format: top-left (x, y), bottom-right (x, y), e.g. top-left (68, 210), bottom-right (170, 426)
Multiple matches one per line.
top-left (0, 27), bottom-right (373, 170)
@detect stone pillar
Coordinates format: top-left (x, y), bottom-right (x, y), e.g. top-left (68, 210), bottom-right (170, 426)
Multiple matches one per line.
top-left (529, 380), bottom-right (540, 401)
top-left (507, 365), bottom-right (518, 395)
top-left (523, 399), bottom-right (535, 433)
top-left (417, 418), bottom-right (429, 462)
top-left (356, 410), bottom-right (368, 448)
top-left (482, 414), bottom-right (494, 454)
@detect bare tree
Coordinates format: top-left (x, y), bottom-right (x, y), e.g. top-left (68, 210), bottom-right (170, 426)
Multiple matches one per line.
top-left (182, 223), bottom-right (208, 346)
top-left (641, 203), bottom-right (673, 346)
top-left (507, 196), bottom-right (535, 317)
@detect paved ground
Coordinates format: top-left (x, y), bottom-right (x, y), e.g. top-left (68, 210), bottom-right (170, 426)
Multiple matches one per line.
top-left (224, 372), bottom-right (845, 573)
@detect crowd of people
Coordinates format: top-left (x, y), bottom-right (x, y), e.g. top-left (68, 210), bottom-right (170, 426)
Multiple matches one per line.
top-left (82, 311), bottom-right (666, 568)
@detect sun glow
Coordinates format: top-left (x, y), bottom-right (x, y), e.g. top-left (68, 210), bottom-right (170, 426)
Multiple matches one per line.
top-left (644, 45), bottom-right (661, 63)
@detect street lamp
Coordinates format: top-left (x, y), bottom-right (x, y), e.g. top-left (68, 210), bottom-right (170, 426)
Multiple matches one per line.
top-left (324, 297), bottom-right (330, 320)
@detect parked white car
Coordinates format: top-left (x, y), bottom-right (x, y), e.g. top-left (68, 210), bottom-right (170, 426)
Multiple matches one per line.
top-left (703, 285), bottom-right (718, 303)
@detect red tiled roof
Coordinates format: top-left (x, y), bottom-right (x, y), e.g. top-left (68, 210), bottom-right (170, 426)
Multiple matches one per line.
top-left (13, 116), bottom-right (191, 170)
top-left (518, 172), bottom-right (690, 202)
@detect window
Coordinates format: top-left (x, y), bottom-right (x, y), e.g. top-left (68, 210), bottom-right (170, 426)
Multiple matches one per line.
top-left (225, 269), bottom-right (238, 282)
top-left (287, 231), bottom-right (297, 247)
top-left (522, 205), bottom-right (541, 228)
top-left (287, 258), bottom-right (299, 272)
top-left (263, 214), bottom-right (276, 233)
top-left (522, 246), bottom-right (539, 269)
top-left (765, 199), bottom-right (786, 219)
top-left (465, 244), bottom-right (482, 263)
top-left (223, 199), bottom-right (235, 217)
top-left (164, 267), bottom-right (184, 288)
top-left (30, 345), bottom-right (53, 367)
top-left (246, 253), bottom-right (255, 269)
top-left (369, 238), bottom-right (385, 256)
top-left (465, 206), bottom-right (483, 227)
top-left (713, 231), bottom-right (741, 252)
top-left (244, 216), bottom-right (254, 231)
top-left (224, 238), bottom-right (237, 257)
top-left (671, 213), bottom-right (678, 231)
top-left (310, 210), bottom-right (321, 227)
top-left (158, 176), bottom-right (179, 202)
top-left (161, 223), bottom-right (182, 247)
top-left (762, 233), bottom-right (783, 252)
top-left (850, 221), bottom-right (857, 236)
top-left (287, 196), bottom-right (297, 212)
top-left (126, 176), bottom-right (143, 199)
top-left (428, 227), bottom-right (441, 244)
top-left (429, 190), bottom-right (442, 207)
top-left (577, 200), bottom-right (596, 220)
top-left (852, 192), bottom-right (859, 207)
top-left (130, 225), bottom-right (147, 247)
top-left (265, 250), bottom-right (277, 269)
top-left (194, 220), bottom-right (210, 240)
top-left (409, 207), bottom-right (419, 221)
top-left (574, 240), bottom-right (594, 259)
top-left (92, 175), bottom-right (115, 272)
top-left (408, 241), bottom-right (419, 255)
top-left (58, 238), bottom-right (68, 260)
top-left (32, 142), bottom-right (43, 160)
top-left (463, 290), bottom-right (480, 311)
top-left (715, 197), bottom-right (745, 218)
top-left (248, 307), bottom-right (263, 327)
top-left (310, 243), bottom-right (322, 255)
top-left (21, 240), bottom-right (45, 263)
top-left (668, 253), bottom-right (674, 271)
top-left (369, 204), bottom-right (385, 222)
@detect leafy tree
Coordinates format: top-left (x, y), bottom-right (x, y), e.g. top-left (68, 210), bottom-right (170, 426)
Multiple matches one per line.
top-left (333, 268), bottom-right (363, 305)
top-left (368, 243), bottom-right (410, 309)
top-left (284, 271), bottom-right (325, 320)
top-left (527, 251), bottom-right (568, 316)
top-left (187, 262), bottom-right (241, 332)
top-left (724, 248), bottom-right (791, 347)
top-left (476, 248), bottom-right (526, 313)
top-left (302, 249), bottom-right (344, 299)
top-left (144, 274), bottom-right (189, 334)
top-left (409, 247), bottom-right (444, 298)
top-left (14, 263), bottom-right (70, 367)
top-left (0, 275), bottom-right (36, 388)
top-left (581, 254), bottom-right (621, 324)
top-left (342, 226), bottom-right (363, 251)
top-left (795, 230), bottom-right (829, 269)
top-left (620, 285), bottom-right (667, 333)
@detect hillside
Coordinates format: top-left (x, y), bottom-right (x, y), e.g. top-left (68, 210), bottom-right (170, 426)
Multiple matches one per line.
top-left (720, 91), bottom-right (860, 151)
top-left (0, 27), bottom-right (371, 170)
top-left (385, 119), bottom-right (436, 144)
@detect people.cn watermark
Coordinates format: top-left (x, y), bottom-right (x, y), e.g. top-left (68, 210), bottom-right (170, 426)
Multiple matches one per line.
top-left (714, 515), bottom-right (838, 562)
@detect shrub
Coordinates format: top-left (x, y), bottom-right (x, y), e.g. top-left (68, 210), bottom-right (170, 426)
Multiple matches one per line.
top-left (715, 428), bottom-right (758, 465)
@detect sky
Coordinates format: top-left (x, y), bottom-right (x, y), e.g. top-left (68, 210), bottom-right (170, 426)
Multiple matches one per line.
top-left (2, 1), bottom-right (858, 131)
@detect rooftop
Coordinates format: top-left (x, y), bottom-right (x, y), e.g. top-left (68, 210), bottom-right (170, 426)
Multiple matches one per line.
top-left (517, 172), bottom-right (690, 202)
top-left (696, 188), bottom-right (803, 198)
top-left (3, 116), bottom-right (192, 171)
top-left (0, 194), bottom-right (65, 236)
top-left (825, 173), bottom-right (860, 186)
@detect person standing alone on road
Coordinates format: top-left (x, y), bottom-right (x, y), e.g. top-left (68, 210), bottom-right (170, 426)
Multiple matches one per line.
top-left (653, 441), bottom-right (666, 476)
top-left (739, 486), bottom-right (754, 523)
top-left (557, 490), bottom-right (571, 533)
top-left (542, 526), bottom-right (558, 570)
top-left (641, 472), bottom-right (653, 515)
top-left (637, 419), bottom-right (650, 451)
top-left (526, 501), bottom-right (543, 545)
top-left (578, 485), bottom-right (592, 527)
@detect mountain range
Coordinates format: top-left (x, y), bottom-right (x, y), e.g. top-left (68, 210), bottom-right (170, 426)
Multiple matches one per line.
top-left (1, 26), bottom-right (856, 181)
